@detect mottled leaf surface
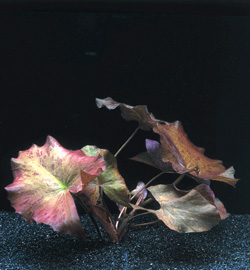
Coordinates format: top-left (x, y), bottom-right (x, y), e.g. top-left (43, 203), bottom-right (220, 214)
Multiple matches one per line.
top-left (146, 184), bottom-right (221, 233)
top-left (96, 97), bottom-right (162, 130)
top-left (154, 121), bottom-right (238, 186)
top-left (5, 136), bottom-right (105, 239)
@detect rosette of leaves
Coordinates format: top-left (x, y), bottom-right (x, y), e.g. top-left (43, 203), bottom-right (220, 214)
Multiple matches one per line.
top-left (4, 97), bottom-right (239, 244)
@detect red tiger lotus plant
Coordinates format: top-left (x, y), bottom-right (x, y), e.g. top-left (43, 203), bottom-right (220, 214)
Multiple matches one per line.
top-left (5, 97), bottom-right (239, 243)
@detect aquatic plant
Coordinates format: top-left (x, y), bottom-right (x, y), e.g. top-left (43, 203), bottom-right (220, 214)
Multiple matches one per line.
top-left (5, 97), bottom-right (238, 242)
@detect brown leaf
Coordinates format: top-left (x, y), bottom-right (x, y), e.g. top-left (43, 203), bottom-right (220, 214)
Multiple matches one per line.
top-left (89, 203), bottom-right (119, 243)
top-left (96, 97), bottom-right (163, 130)
top-left (77, 194), bottom-right (119, 242)
top-left (213, 198), bottom-right (229, 220)
top-left (193, 184), bottom-right (229, 219)
top-left (154, 121), bottom-right (238, 186)
top-left (146, 184), bottom-right (221, 233)
top-left (96, 97), bottom-right (238, 186)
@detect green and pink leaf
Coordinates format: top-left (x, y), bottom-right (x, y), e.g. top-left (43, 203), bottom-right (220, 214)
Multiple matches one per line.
top-left (5, 136), bottom-right (105, 239)
top-left (80, 145), bottom-right (130, 207)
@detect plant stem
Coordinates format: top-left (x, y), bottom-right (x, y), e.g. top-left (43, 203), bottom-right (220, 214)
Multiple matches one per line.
top-left (115, 206), bottom-right (127, 229)
top-left (126, 211), bottom-right (152, 221)
top-left (116, 172), bottom-right (164, 230)
top-left (71, 194), bottom-right (103, 240)
top-left (116, 193), bottom-right (144, 240)
top-left (114, 125), bottom-right (140, 157)
top-left (173, 173), bottom-right (186, 186)
top-left (129, 219), bottom-right (160, 228)
top-left (140, 198), bottom-right (154, 207)
top-left (130, 171), bottom-right (165, 201)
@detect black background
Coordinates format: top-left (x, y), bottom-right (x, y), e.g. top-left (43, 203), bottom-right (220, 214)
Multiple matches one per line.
top-left (1, 7), bottom-right (250, 214)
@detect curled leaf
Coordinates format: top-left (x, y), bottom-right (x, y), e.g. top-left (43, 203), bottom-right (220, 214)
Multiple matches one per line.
top-left (5, 136), bottom-right (105, 239)
top-left (154, 121), bottom-right (238, 186)
top-left (193, 184), bottom-right (229, 220)
top-left (131, 181), bottom-right (148, 202)
top-left (96, 97), bottom-right (163, 131)
top-left (145, 184), bottom-right (221, 233)
top-left (213, 198), bottom-right (229, 220)
top-left (131, 139), bottom-right (175, 173)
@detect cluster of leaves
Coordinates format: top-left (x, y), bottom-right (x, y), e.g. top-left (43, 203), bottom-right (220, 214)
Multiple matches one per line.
top-left (5, 97), bottom-right (238, 242)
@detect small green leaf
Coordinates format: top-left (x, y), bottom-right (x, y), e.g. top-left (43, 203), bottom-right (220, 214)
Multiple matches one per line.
top-left (80, 146), bottom-right (130, 207)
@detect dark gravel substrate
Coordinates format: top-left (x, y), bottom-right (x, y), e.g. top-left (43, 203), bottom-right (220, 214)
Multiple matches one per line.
top-left (0, 211), bottom-right (250, 270)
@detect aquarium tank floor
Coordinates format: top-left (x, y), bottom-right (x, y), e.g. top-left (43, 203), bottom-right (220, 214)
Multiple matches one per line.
top-left (0, 211), bottom-right (249, 270)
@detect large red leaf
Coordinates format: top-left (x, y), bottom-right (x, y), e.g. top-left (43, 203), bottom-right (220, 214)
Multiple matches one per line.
top-left (154, 121), bottom-right (238, 186)
top-left (5, 136), bottom-right (105, 239)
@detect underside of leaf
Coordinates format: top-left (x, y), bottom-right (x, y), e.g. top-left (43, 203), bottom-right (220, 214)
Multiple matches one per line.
top-left (131, 139), bottom-right (176, 173)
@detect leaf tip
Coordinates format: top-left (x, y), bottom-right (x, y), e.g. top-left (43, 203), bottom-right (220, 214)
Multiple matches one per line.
top-left (215, 166), bottom-right (239, 187)
top-left (95, 97), bottom-right (119, 109)
top-left (46, 135), bottom-right (58, 147)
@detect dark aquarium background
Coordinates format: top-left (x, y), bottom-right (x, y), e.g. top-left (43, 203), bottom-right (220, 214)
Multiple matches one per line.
top-left (1, 11), bottom-right (250, 215)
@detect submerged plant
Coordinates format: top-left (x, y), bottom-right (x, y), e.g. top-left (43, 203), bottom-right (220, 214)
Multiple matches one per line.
top-left (5, 97), bottom-right (238, 242)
